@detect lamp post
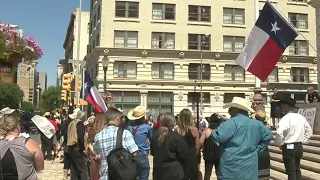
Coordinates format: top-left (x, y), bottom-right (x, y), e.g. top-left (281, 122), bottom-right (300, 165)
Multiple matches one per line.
top-left (102, 51), bottom-right (109, 93)
top-left (36, 82), bottom-right (42, 106)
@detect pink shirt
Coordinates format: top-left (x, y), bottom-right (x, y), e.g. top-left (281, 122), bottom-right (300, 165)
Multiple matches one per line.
top-left (49, 119), bottom-right (59, 132)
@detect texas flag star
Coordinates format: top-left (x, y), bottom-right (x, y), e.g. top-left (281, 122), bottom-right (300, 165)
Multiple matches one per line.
top-left (271, 22), bottom-right (281, 34)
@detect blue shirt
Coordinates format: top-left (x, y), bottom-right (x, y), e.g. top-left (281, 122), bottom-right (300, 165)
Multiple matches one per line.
top-left (127, 123), bottom-right (152, 155)
top-left (212, 113), bottom-right (272, 180)
top-left (94, 125), bottom-right (139, 180)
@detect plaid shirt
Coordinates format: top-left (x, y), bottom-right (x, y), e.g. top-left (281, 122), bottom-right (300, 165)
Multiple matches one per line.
top-left (94, 125), bottom-right (138, 180)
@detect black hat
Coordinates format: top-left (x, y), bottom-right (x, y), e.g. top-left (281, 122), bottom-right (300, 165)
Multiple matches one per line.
top-left (279, 97), bottom-right (296, 108)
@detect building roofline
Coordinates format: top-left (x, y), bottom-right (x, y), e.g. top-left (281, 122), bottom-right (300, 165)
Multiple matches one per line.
top-left (63, 12), bottom-right (76, 49)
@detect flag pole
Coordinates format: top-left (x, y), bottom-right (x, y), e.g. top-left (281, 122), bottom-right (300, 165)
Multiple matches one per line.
top-left (254, 0), bottom-right (261, 89)
top-left (81, 68), bottom-right (85, 111)
top-left (252, 0), bottom-right (263, 111)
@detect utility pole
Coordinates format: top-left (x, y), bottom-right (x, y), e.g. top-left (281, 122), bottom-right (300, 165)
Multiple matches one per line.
top-left (74, 0), bottom-right (82, 108)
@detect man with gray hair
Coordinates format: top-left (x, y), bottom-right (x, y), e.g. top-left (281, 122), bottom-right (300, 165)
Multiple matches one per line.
top-left (94, 107), bottom-right (138, 180)
top-left (67, 110), bottom-right (89, 180)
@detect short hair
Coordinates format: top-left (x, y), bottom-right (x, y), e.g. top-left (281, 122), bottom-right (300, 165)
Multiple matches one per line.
top-left (106, 107), bottom-right (122, 122)
top-left (76, 111), bottom-right (87, 121)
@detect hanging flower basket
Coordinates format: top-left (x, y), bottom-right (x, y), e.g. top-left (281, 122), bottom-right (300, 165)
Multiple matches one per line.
top-left (0, 24), bottom-right (43, 63)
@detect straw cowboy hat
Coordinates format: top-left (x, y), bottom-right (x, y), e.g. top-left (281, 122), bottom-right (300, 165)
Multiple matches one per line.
top-left (69, 108), bottom-right (80, 119)
top-left (43, 112), bottom-right (51, 117)
top-left (223, 97), bottom-right (255, 113)
top-left (252, 110), bottom-right (267, 121)
top-left (127, 106), bottom-right (149, 120)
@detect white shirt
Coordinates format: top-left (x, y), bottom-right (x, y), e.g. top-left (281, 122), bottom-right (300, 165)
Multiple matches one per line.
top-left (276, 112), bottom-right (312, 145)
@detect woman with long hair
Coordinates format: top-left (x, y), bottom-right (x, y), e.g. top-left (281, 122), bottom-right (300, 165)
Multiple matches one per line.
top-left (150, 113), bottom-right (189, 180)
top-left (200, 113), bottom-right (221, 180)
top-left (0, 107), bottom-right (44, 179)
top-left (175, 109), bottom-right (200, 180)
top-left (87, 112), bottom-right (108, 180)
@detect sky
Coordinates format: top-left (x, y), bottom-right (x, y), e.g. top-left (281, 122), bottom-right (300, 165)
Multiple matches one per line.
top-left (0, 0), bottom-right (90, 86)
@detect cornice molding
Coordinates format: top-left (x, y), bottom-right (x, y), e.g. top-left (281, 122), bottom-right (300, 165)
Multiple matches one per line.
top-left (87, 47), bottom-right (316, 64)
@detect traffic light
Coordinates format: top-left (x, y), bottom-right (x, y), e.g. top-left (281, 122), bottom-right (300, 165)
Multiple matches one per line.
top-left (62, 73), bottom-right (73, 92)
top-left (78, 75), bottom-right (82, 91)
top-left (61, 90), bottom-right (67, 102)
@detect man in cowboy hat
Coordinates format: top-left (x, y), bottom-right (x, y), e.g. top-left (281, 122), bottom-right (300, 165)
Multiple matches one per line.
top-left (212, 97), bottom-right (272, 180)
top-left (276, 97), bottom-right (312, 180)
top-left (127, 106), bottom-right (152, 180)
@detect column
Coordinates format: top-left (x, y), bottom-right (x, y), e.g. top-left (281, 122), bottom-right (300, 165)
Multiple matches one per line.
top-left (309, 0), bottom-right (320, 90)
top-left (140, 91), bottom-right (148, 107)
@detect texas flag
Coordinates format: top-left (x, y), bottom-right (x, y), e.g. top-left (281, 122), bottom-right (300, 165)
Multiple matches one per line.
top-left (236, 1), bottom-right (298, 81)
top-left (81, 69), bottom-right (108, 113)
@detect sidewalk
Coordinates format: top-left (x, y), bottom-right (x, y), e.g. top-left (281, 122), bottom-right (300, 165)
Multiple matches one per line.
top-left (38, 156), bottom-right (217, 180)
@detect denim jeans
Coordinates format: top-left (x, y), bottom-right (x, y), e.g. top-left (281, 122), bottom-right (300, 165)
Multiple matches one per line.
top-left (134, 153), bottom-right (150, 180)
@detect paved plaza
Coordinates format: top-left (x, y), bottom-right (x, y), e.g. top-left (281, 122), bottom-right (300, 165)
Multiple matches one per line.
top-left (37, 156), bottom-right (217, 180)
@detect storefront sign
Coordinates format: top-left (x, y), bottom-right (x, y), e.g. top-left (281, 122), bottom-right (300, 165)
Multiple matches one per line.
top-left (298, 107), bottom-right (316, 131)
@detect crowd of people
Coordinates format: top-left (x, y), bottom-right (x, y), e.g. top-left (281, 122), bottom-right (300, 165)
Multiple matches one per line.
top-left (0, 95), bottom-right (313, 180)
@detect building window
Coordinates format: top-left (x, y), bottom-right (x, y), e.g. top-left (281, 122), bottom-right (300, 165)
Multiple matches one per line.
top-left (152, 3), bottom-right (175, 20)
top-left (223, 8), bottom-right (245, 25)
top-left (224, 65), bottom-right (245, 81)
top-left (188, 63), bottom-right (210, 80)
top-left (97, 5), bottom-right (101, 20)
top-left (114, 31), bottom-right (138, 48)
top-left (113, 61), bottom-right (137, 78)
top-left (93, 14), bottom-right (97, 27)
top-left (188, 92), bottom-right (210, 103)
top-left (151, 32), bottom-right (175, 49)
top-left (151, 62), bottom-right (174, 79)
top-left (288, 13), bottom-right (308, 29)
top-left (115, 1), bottom-right (139, 18)
top-left (291, 67), bottom-right (309, 82)
top-left (89, 21), bottom-right (92, 34)
top-left (188, 34), bottom-right (211, 50)
top-left (224, 93), bottom-right (245, 103)
top-left (96, 34), bottom-right (100, 46)
top-left (289, 0), bottom-right (307, 2)
top-left (188, 5), bottom-right (211, 22)
top-left (289, 40), bottom-right (308, 56)
top-left (148, 92), bottom-right (173, 119)
top-left (111, 91), bottom-right (140, 115)
top-left (267, 67), bottom-right (278, 82)
top-left (223, 36), bottom-right (245, 52)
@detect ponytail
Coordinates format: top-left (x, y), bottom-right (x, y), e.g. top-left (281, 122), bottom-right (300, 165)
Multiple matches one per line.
top-left (157, 127), bottom-right (168, 144)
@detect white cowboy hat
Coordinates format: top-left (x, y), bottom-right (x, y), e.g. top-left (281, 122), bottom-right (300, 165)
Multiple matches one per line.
top-left (127, 106), bottom-right (149, 121)
top-left (43, 112), bottom-right (51, 117)
top-left (69, 108), bottom-right (80, 119)
top-left (223, 97), bottom-right (254, 113)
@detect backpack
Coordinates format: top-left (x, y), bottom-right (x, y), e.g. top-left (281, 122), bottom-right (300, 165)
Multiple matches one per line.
top-left (107, 128), bottom-right (138, 180)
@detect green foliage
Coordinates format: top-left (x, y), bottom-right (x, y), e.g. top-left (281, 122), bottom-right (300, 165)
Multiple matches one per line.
top-left (21, 101), bottom-right (37, 112)
top-left (39, 86), bottom-right (62, 112)
top-left (0, 81), bottom-right (24, 109)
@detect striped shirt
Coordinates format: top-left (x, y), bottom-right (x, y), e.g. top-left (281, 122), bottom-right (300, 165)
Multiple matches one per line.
top-left (94, 125), bottom-right (138, 180)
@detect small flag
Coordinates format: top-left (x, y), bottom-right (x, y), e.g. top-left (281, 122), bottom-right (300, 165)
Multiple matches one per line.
top-left (236, 1), bottom-right (298, 81)
top-left (81, 70), bottom-right (108, 113)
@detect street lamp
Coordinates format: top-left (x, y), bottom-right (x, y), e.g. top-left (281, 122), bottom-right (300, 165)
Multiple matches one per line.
top-left (101, 51), bottom-right (109, 93)
top-left (36, 82), bottom-right (42, 106)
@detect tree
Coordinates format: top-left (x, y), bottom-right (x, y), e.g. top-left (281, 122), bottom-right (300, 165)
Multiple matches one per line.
top-left (0, 81), bottom-right (24, 109)
top-left (39, 86), bottom-right (62, 112)
top-left (21, 101), bottom-right (37, 112)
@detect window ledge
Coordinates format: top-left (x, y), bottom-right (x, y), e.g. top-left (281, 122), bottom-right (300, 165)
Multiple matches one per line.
top-left (151, 20), bottom-right (177, 25)
top-left (297, 28), bottom-right (309, 32)
top-left (287, 2), bottom-right (308, 6)
top-left (222, 24), bottom-right (246, 29)
top-left (187, 22), bottom-right (212, 27)
top-left (114, 18), bottom-right (140, 23)
top-left (113, 77), bottom-right (137, 79)
top-left (259, 0), bottom-right (278, 3)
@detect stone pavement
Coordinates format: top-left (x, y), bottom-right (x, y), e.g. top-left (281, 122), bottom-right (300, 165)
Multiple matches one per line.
top-left (37, 155), bottom-right (217, 180)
